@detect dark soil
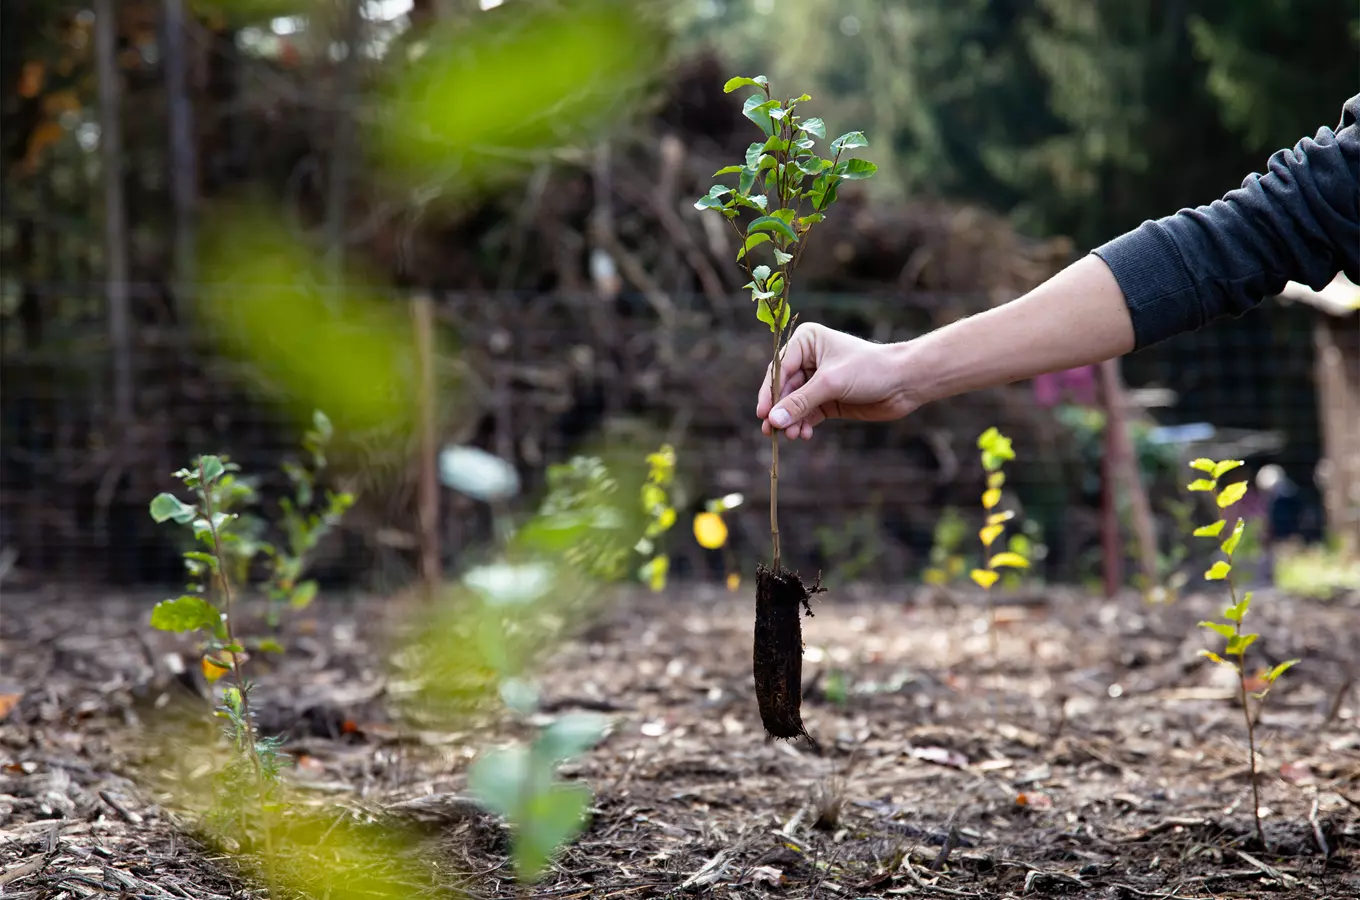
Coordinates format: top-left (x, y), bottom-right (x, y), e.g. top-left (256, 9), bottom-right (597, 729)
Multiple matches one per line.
top-left (2, 578), bottom-right (1358, 899)
top-left (752, 564), bottom-right (824, 745)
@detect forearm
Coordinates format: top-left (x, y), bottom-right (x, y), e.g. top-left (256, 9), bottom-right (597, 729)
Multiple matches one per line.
top-left (900, 254), bottom-right (1134, 405)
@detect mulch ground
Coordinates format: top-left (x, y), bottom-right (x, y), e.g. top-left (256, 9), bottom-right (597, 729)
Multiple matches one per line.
top-left (2, 576), bottom-right (1357, 899)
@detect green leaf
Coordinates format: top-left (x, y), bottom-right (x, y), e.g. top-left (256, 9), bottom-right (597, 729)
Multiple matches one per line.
top-left (535, 712), bottom-right (610, 764)
top-left (747, 215), bottom-right (798, 244)
top-left (796, 157), bottom-right (832, 176)
top-left (988, 471), bottom-right (1006, 489)
top-left (737, 232), bottom-right (770, 260)
top-left (797, 213), bottom-right (825, 227)
top-left (1212, 459), bottom-right (1244, 478)
top-left (1199, 620), bottom-right (1235, 640)
top-left (833, 158), bottom-right (878, 180)
top-left (738, 167), bottom-right (758, 195)
top-left (830, 131), bottom-right (868, 152)
top-left (723, 75), bottom-right (767, 93)
top-left (751, 264), bottom-right (772, 285)
top-left (199, 455), bottom-right (225, 483)
top-left (1217, 481), bottom-right (1248, 508)
top-left (256, 638), bottom-right (286, 654)
top-left (693, 184), bottom-right (730, 210)
top-left (799, 117), bottom-right (826, 139)
top-left (755, 296), bottom-right (788, 333)
top-left (1187, 478), bottom-right (1217, 492)
top-left (150, 595), bottom-right (222, 633)
top-left (311, 409), bottom-right (333, 442)
top-left (1204, 560), bottom-right (1232, 580)
top-left (1223, 592), bottom-right (1251, 622)
top-left (1225, 633), bottom-right (1258, 656)
top-left (468, 745), bottom-right (534, 820)
top-left (773, 249), bottom-right (793, 265)
top-left (1193, 520), bottom-right (1226, 538)
top-left (1264, 659), bottom-right (1300, 683)
top-left (150, 493), bottom-right (197, 525)
top-left (514, 783), bottom-right (592, 883)
top-left (1220, 518), bottom-right (1246, 556)
top-left (742, 95), bottom-right (779, 136)
top-left (713, 165), bottom-right (743, 177)
top-left (290, 579), bottom-right (319, 609)
top-left (761, 134), bottom-right (790, 153)
top-left (808, 172), bottom-right (841, 209)
top-left (1189, 458), bottom-right (1217, 473)
top-left (184, 550), bottom-right (220, 572)
top-left (745, 141), bottom-right (764, 169)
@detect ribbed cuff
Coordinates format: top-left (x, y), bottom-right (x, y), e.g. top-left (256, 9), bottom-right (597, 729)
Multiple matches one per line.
top-left (1092, 221), bottom-right (1201, 350)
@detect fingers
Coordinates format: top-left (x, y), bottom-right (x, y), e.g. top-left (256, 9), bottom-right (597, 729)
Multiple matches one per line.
top-left (755, 324), bottom-right (817, 418)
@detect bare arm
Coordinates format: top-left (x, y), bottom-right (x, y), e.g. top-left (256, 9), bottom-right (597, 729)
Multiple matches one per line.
top-left (902, 254), bottom-right (1133, 406)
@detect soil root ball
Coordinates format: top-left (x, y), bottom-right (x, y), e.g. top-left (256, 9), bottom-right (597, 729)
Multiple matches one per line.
top-left (753, 563), bottom-right (825, 745)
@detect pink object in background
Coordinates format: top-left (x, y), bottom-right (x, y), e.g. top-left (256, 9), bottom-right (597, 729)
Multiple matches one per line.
top-left (1033, 365), bottom-right (1098, 407)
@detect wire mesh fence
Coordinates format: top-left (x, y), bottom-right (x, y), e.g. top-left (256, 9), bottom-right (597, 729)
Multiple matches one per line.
top-left (0, 281), bottom-right (1338, 595)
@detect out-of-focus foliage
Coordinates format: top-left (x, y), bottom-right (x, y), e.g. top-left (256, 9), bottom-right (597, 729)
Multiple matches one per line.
top-left (677, 0), bottom-right (1359, 245)
top-left (370, 0), bottom-right (667, 196)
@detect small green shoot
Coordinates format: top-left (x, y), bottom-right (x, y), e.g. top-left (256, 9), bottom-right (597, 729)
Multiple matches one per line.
top-left (1188, 457), bottom-right (1300, 849)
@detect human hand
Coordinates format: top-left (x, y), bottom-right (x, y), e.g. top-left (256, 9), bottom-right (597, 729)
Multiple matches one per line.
top-left (756, 323), bottom-right (923, 440)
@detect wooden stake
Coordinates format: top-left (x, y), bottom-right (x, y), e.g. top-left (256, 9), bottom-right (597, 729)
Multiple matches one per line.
top-left (412, 293), bottom-right (441, 600)
top-left (1099, 359), bottom-right (1160, 592)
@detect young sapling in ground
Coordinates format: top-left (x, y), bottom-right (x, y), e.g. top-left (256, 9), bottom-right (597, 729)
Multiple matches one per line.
top-left (970, 427), bottom-right (1031, 661)
top-left (1188, 458), bottom-right (1300, 849)
top-left (695, 74), bottom-right (876, 742)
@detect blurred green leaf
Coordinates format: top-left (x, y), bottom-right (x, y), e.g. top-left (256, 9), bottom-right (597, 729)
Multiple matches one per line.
top-left (535, 712), bottom-right (609, 764)
top-left (151, 595), bottom-right (222, 633)
top-left (722, 75), bottom-right (768, 93)
top-left (1199, 620), bottom-right (1234, 640)
top-left (1193, 520), bottom-right (1226, 538)
top-left (1220, 518), bottom-right (1246, 556)
top-left (1217, 481), bottom-right (1248, 508)
top-left (1225, 633), bottom-right (1257, 656)
top-left (515, 783), bottom-right (591, 883)
top-left (289, 580), bottom-right (318, 609)
top-left (151, 493), bottom-right (197, 525)
top-left (371, 0), bottom-right (662, 190)
top-left (1265, 659), bottom-right (1299, 683)
top-left (1205, 560), bottom-right (1232, 580)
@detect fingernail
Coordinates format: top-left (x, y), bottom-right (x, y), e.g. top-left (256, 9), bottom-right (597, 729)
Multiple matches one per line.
top-left (770, 408), bottom-right (791, 428)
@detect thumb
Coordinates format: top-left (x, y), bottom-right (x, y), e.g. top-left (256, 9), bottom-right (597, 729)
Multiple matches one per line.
top-left (768, 372), bottom-right (836, 429)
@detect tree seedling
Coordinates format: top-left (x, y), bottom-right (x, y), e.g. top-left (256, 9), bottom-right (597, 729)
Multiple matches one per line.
top-left (970, 428), bottom-right (1031, 662)
top-left (695, 73), bottom-right (876, 741)
top-left (1189, 458), bottom-right (1299, 849)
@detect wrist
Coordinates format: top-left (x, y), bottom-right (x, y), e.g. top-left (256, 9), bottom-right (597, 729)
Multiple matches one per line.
top-left (886, 337), bottom-right (941, 409)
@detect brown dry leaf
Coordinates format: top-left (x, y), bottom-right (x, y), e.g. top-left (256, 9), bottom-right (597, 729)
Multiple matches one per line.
top-left (0, 693), bottom-right (21, 721)
top-left (17, 61), bottom-right (44, 98)
top-left (741, 866), bottom-right (786, 886)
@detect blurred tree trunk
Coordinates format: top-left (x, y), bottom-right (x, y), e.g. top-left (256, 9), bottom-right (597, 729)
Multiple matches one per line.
top-left (95, 0), bottom-right (133, 426)
top-left (163, 0), bottom-right (197, 294)
top-left (326, 0), bottom-right (363, 275)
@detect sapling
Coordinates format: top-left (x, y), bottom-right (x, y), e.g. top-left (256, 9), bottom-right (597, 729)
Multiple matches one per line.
top-left (1188, 458), bottom-right (1299, 849)
top-left (970, 427), bottom-right (1031, 660)
top-left (695, 74), bottom-right (876, 741)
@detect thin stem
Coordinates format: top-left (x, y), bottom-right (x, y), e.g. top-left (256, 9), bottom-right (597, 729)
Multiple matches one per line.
top-left (770, 323), bottom-right (782, 570)
top-left (1227, 568), bottom-right (1266, 849)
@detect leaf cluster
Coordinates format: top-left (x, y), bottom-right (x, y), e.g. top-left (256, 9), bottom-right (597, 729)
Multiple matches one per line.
top-left (969, 428), bottom-right (1030, 590)
top-left (1187, 458), bottom-right (1299, 693)
top-left (695, 75), bottom-right (876, 334)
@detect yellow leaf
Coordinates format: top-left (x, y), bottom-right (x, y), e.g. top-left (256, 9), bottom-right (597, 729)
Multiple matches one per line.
top-left (726, 572), bottom-right (741, 592)
top-left (988, 552), bottom-right (1030, 569)
top-left (970, 569), bottom-right (999, 589)
top-left (1204, 560), bottom-right (1231, 581)
top-left (692, 512), bottom-right (728, 549)
top-left (1193, 520), bottom-right (1226, 538)
top-left (982, 488), bottom-right (1001, 510)
top-left (986, 511), bottom-right (1015, 526)
top-left (1189, 458), bottom-right (1217, 473)
top-left (979, 523), bottom-right (1005, 547)
top-left (202, 655), bottom-right (232, 683)
top-left (923, 568), bottom-right (947, 585)
top-left (1216, 481), bottom-right (1248, 508)
top-left (987, 471), bottom-right (1005, 489)
top-left (1187, 478), bottom-right (1217, 492)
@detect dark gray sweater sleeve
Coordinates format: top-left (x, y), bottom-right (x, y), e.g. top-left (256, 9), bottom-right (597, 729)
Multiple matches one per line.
top-left (1092, 93), bottom-right (1360, 350)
